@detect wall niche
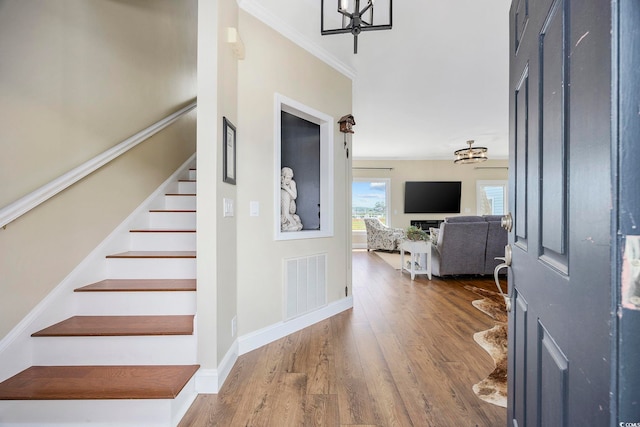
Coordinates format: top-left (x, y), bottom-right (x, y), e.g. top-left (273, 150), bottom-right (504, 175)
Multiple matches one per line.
top-left (275, 94), bottom-right (334, 241)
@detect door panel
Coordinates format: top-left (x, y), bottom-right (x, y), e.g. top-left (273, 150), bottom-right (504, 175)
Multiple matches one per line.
top-left (514, 69), bottom-right (528, 248)
top-left (511, 294), bottom-right (528, 427)
top-left (539, 0), bottom-right (568, 269)
top-left (538, 321), bottom-right (568, 427)
top-left (513, 0), bottom-right (528, 52)
top-left (508, 0), bottom-right (612, 425)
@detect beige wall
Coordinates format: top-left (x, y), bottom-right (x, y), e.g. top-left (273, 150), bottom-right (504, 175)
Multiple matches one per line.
top-left (0, 0), bottom-right (197, 339)
top-left (352, 159), bottom-right (509, 246)
top-left (236, 11), bottom-right (353, 335)
top-left (216, 0), bottom-right (239, 364)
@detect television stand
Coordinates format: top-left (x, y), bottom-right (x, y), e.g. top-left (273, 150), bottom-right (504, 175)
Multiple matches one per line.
top-left (410, 219), bottom-right (443, 230)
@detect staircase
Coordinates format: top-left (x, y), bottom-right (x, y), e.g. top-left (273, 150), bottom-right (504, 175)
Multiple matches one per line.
top-left (0, 164), bottom-right (199, 426)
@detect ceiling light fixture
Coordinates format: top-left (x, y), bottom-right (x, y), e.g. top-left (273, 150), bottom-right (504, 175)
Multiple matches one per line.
top-left (454, 140), bottom-right (488, 164)
top-left (321, 0), bottom-right (393, 54)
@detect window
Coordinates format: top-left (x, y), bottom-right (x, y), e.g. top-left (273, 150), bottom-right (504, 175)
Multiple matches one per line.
top-left (476, 180), bottom-right (508, 216)
top-left (352, 178), bottom-right (391, 231)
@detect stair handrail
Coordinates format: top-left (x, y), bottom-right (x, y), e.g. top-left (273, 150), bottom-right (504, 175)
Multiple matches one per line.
top-left (0, 100), bottom-right (197, 229)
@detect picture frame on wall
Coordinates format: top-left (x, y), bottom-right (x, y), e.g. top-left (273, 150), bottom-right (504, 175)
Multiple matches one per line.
top-left (223, 117), bottom-right (236, 185)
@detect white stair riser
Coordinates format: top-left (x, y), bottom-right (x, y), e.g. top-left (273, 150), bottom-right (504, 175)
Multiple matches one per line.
top-left (107, 258), bottom-right (195, 279)
top-left (164, 195), bottom-right (196, 210)
top-left (0, 160), bottom-right (200, 427)
top-left (178, 181), bottom-right (196, 193)
top-left (74, 292), bottom-right (195, 315)
top-left (32, 335), bottom-right (197, 366)
top-left (129, 232), bottom-right (196, 251)
top-left (0, 376), bottom-right (196, 427)
top-left (149, 211), bottom-right (196, 228)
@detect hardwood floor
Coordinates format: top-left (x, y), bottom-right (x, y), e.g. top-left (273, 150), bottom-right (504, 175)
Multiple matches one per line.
top-left (179, 250), bottom-right (507, 426)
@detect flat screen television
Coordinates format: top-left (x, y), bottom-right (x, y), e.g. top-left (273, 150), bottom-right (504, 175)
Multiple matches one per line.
top-left (404, 181), bottom-right (462, 213)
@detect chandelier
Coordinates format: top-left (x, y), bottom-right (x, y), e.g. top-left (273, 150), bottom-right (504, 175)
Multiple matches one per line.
top-left (454, 140), bottom-right (488, 164)
top-left (321, 0), bottom-right (393, 54)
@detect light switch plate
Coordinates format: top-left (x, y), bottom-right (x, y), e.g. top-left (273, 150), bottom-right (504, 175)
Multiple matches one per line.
top-left (250, 201), bottom-right (259, 216)
top-left (223, 198), bottom-right (234, 217)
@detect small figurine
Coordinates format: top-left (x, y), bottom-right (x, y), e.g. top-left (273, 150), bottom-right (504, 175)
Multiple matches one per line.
top-left (280, 167), bottom-right (303, 232)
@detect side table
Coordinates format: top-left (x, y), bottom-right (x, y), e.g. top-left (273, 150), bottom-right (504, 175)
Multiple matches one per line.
top-left (400, 240), bottom-right (432, 280)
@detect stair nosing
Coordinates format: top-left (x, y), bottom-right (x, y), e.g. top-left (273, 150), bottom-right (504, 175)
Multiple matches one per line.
top-left (106, 251), bottom-right (196, 259)
top-left (75, 279), bottom-right (197, 292)
top-left (31, 315), bottom-right (195, 337)
top-left (0, 365), bottom-right (200, 400)
top-left (149, 209), bottom-right (196, 213)
top-left (129, 229), bottom-right (196, 233)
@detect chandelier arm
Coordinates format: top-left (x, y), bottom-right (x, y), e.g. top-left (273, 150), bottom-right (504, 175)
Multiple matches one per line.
top-left (321, 28), bottom-right (353, 35)
top-left (359, 2), bottom-right (373, 15)
top-left (359, 24), bottom-right (393, 32)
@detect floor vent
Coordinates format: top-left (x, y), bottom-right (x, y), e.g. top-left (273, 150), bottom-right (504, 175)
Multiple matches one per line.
top-left (284, 253), bottom-right (327, 320)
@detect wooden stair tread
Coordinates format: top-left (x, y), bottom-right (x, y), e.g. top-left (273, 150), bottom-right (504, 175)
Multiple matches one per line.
top-left (32, 315), bottom-right (194, 337)
top-left (75, 279), bottom-right (196, 292)
top-left (106, 251), bottom-right (196, 258)
top-left (0, 365), bottom-right (199, 400)
top-left (129, 229), bottom-right (196, 233)
top-left (179, 179), bottom-right (196, 182)
top-left (165, 193), bottom-right (196, 196)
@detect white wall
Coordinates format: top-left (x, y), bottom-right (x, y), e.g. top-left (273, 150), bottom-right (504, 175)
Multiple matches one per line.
top-left (196, 0), bottom-right (220, 376)
top-left (236, 11), bottom-right (353, 335)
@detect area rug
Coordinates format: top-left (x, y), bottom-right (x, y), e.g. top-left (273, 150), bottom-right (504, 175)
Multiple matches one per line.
top-left (372, 251), bottom-right (402, 270)
top-left (464, 285), bottom-right (508, 408)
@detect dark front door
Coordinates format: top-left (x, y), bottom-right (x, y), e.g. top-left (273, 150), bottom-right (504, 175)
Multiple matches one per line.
top-left (508, 0), bottom-right (612, 425)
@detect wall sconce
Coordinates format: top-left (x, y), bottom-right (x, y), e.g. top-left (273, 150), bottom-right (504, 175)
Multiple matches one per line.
top-left (227, 27), bottom-right (245, 60)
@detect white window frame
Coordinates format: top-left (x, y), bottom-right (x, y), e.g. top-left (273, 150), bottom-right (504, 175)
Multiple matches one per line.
top-left (274, 93), bottom-right (334, 241)
top-left (352, 177), bottom-right (392, 234)
top-left (476, 180), bottom-right (508, 216)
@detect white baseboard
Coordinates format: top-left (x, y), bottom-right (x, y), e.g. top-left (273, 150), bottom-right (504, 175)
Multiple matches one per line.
top-left (238, 296), bottom-right (353, 356)
top-left (217, 340), bottom-right (239, 389)
top-left (194, 339), bottom-right (239, 394)
top-left (194, 369), bottom-right (218, 394)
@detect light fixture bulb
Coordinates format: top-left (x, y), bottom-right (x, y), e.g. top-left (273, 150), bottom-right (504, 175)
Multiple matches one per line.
top-left (341, 0), bottom-right (349, 11)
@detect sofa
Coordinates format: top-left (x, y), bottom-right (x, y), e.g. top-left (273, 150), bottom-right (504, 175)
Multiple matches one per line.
top-left (363, 218), bottom-right (406, 251)
top-left (431, 215), bottom-right (507, 277)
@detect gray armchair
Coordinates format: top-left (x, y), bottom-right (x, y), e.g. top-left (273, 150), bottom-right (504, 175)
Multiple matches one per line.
top-left (363, 218), bottom-right (406, 251)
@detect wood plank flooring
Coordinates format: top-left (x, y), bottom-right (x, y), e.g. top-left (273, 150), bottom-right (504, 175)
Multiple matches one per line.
top-left (179, 250), bottom-right (507, 426)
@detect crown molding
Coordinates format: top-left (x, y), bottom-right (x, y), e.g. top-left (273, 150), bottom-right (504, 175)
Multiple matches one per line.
top-left (238, 0), bottom-right (357, 80)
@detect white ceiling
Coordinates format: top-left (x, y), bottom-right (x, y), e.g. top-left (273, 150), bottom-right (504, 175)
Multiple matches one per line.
top-left (239, 0), bottom-right (511, 160)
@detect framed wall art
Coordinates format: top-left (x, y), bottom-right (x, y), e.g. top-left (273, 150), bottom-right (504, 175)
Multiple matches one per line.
top-left (223, 117), bottom-right (236, 185)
